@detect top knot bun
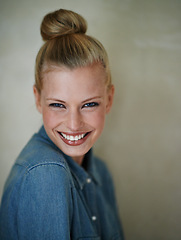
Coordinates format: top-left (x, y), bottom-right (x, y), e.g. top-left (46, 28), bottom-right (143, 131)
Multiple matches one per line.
top-left (40, 9), bottom-right (87, 41)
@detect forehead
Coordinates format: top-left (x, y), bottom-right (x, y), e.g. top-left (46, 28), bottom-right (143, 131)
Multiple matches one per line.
top-left (41, 64), bottom-right (107, 98)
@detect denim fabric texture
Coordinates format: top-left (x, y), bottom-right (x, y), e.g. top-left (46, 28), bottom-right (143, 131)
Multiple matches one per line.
top-left (0, 126), bottom-right (124, 240)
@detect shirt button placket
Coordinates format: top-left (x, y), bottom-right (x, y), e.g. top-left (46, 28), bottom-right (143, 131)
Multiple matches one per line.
top-left (85, 177), bottom-right (97, 226)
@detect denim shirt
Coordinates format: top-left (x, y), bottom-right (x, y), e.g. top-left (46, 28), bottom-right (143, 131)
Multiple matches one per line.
top-left (0, 126), bottom-right (124, 240)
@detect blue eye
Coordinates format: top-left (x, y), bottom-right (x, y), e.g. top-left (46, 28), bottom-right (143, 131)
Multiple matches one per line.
top-left (49, 103), bottom-right (65, 108)
top-left (83, 102), bottom-right (99, 108)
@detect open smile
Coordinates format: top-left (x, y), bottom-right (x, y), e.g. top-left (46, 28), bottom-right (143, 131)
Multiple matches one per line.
top-left (58, 131), bottom-right (91, 146)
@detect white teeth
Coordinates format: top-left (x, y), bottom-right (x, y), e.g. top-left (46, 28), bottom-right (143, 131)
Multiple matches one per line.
top-left (75, 136), bottom-right (79, 141)
top-left (61, 133), bottom-right (67, 139)
top-left (61, 133), bottom-right (86, 141)
top-left (70, 136), bottom-right (74, 141)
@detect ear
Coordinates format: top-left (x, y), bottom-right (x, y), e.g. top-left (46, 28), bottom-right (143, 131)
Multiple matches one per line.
top-left (33, 85), bottom-right (42, 114)
top-left (106, 84), bottom-right (115, 114)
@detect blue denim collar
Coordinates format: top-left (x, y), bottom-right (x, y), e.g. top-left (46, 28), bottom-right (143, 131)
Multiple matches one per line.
top-left (39, 126), bottom-right (102, 189)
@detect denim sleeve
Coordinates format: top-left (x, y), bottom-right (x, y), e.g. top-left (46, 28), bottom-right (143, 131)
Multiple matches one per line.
top-left (17, 163), bottom-right (73, 240)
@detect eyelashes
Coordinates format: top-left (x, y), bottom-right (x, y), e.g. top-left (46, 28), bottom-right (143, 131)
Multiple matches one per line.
top-left (49, 103), bottom-right (66, 108)
top-left (82, 102), bottom-right (99, 108)
top-left (49, 102), bottom-right (99, 109)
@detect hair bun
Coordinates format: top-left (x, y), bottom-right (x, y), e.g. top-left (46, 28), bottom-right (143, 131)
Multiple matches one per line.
top-left (40, 9), bottom-right (87, 41)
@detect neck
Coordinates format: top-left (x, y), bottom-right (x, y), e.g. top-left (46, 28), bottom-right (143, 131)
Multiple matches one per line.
top-left (72, 155), bottom-right (84, 165)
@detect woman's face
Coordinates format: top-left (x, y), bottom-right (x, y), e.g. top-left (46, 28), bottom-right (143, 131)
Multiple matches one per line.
top-left (34, 64), bottom-right (114, 165)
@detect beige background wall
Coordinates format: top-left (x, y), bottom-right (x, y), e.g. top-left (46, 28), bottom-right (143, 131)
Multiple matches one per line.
top-left (0, 0), bottom-right (181, 239)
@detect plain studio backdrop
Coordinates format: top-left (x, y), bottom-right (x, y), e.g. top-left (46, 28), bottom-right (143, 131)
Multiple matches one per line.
top-left (0, 0), bottom-right (181, 239)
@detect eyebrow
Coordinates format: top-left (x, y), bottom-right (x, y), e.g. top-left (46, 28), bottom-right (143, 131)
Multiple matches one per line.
top-left (46, 98), bottom-right (66, 103)
top-left (82, 96), bottom-right (103, 103)
top-left (46, 96), bottom-right (103, 103)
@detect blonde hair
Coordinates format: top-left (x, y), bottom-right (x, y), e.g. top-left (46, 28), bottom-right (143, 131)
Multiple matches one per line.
top-left (35, 9), bottom-right (112, 93)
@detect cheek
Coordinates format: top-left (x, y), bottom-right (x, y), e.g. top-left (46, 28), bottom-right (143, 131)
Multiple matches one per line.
top-left (42, 109), bottom-right (59, 128)
top-left (89, 108), bottom-right (106, 129)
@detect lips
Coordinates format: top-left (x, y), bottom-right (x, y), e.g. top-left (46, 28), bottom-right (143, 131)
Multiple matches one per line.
top-left (61, 132), bottom-right (86, 141)
top-left (57, 131), bottom-right (91, 146)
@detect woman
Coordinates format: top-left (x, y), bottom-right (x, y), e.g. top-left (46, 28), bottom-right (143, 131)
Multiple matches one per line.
top-left (0, 8), bottom-right (124, 240)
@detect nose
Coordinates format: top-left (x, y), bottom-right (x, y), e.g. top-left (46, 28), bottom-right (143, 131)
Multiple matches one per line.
top-left (66, 109), bottom-right (83, 131)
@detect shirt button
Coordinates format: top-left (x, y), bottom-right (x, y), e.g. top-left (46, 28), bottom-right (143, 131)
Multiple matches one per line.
top-left (86, 178), bottom-right (92, 183)
top-left (92, 216), bottom-right (97, 221)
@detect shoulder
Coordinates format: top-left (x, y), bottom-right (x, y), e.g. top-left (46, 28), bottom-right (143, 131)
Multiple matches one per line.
top-left (3, 128), bottom-right (74, 196)
top-left (0, 146), bottom-right (73, 239)
top-left (15, 129), bottom-right (68, 172)
top-left (1, 130), bottom-right (74, 213)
